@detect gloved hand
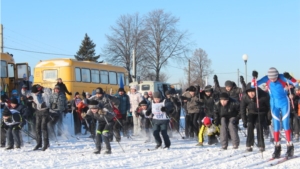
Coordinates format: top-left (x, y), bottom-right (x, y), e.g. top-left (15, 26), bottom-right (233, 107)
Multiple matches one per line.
top-left (41, 102), bottom-right (47, 108)
top-left (161, 107), bottom-right (166, 112)
top-left (232, 117), bottom-right (239, 125)
top-left (240, 76), bottom-right (245, 83)
top-left (213, 75), bottom-right (218, 83)
top-left (14, 126), bottom-right (21, 130)
top-left (283, 72), bottom-right (292, 80)
top-left (81, 112), bottom-right (87, 119)
top-left (243, 123), bottom-right (247, 128)
top-left (214, 119), bottom-right (220, 126)
top-left (267, 120), bottom-right (272, 126)
top-left (252, 70), bottom-right (258, 78)
top-left (20, 121), bottom-right (26, 128)
top-left (68, 92), bottom-right (72, 96)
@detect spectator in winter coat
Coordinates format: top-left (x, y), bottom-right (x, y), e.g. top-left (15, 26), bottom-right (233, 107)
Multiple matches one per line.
top-left (71, 92), bottom-right (83, 135)
top-left (129, 85), bottom-right (143, 136)
top-left (241, 83), bottom-right (270, 152)
top-left (143, 92), bottom-right (151, 108)
top-left (196, 116), bottom-right (220, 146)
top-left (1, 97), bottom-right (8, 147)
top-left (213, 75), bottom-right (243, 102)
top-left (114, 88), bottom-right (130, 140)
top-left (253, 69), bottom-right (299, 158)
top-left (10, 98), bottom-right (28, 128)
top-left (214, 92), bottom-right (240, 150)
top-left (11, 89), bottom-right (20, 104)
top-left (182, 86), bottom-right (203, 139)
top-left (56, 78), bottom-right (72, 96)
top-left (31, 84), bottom-right (50, 151)
top-left (164, 90), bottom-right (180, 134)
top-left (83, 100), bottom-right (114, 154)
top-left (293, 86), bottom-right (300, 141)
top-left (1, 108), bottom-right (22, 150)
top-left (146, 92), bottom-right (171, 149)
top-left (200, 85), bottom-right (219, 118)
top-left (49, 85), bottom-right (68, 136)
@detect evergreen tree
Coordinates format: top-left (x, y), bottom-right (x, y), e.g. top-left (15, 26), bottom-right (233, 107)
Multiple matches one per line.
top-left (74, 33), bottom-right (100, 62)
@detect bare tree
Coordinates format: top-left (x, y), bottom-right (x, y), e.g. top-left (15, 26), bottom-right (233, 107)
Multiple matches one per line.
top-left (139, 67), bottom-right (170, 82)
top-left (103, 13), bottom-right (147, 82)
top-left (185, 48), bottom-right (213, 88)
top-left (144, 9), bottom-right (190, 81)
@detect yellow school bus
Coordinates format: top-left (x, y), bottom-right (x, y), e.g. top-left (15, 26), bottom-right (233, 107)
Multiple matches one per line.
top-left (33, 58), bottom-right (129, 101)
top-left (0, 53), bottom-right (31, 97)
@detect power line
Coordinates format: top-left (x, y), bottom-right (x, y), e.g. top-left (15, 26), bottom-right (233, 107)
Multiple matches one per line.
top-left (4, 46), bottom-right (74, 56)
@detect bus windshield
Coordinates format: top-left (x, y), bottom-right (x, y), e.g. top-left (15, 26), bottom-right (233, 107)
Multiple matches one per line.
top-left (1, 60), bottom-right (7, 78)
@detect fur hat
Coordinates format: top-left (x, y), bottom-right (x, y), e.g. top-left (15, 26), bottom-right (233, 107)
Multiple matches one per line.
top-left (130, 85), bottom-right (137, 90)
top-left (88, 100), bottom-right (99, 109)
top-left (245, 82), bottom-right (255, 93)
top-left (31, 85), bottom-right (39, 93)
top-left (95, 88), bottom-right (104, 94)
top-left (2, 108), bottom-right (12, 116)
top-left (188, 86), bottom-right (197, 92)
top-left (225, 81), bottom-right (233, 87)
top-left (219, 92), bottom-right (229, 100)
top-left (268, 67), bottom-right (279, 79)
top-left (139, 100), bottom-right (148, 106)
top-left (143, 92), bottom-right (148, 96)
top-left (153, 92), bottom-right (161, 98)
top-left (204, 85), bottom-right (212, 92)
top-left (11, 98), bottom-right (18, 104)
top-left (118, 88), bottom-right (125, 92)
top-left (202, 117), bottom-right (212, 126)
top-left (75, 92), bottom-right (80, 96)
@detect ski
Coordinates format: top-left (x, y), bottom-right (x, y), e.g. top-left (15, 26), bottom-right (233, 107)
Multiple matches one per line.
top-left (269, 156), bottom-right (298, 166)
top-left (244, 157), bottom-right (277, 168)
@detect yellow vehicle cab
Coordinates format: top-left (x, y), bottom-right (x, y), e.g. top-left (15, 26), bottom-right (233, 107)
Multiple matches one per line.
top-left (33, 58), bottom-right (129, 101)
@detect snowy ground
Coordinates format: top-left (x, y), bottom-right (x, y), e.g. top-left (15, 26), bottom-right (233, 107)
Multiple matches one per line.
top-left (1, 113), bottom-right (300, 169)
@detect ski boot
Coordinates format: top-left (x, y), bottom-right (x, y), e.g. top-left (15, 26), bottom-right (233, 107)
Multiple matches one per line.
top-left (272, 144), bottom-right (281, 158)
top-left (163, 146), bottom-right (170, 149)
top-left (5, 146), bottom-right (13, 150)
top-left (259, 147), bottom-right (265, 152)
top-left (246, 147), bottom-right (253, 152)
top-left (285, 144), bottom-right (294, 158)
top-left (104, 150), bottom-right (112, 154)
top-left (155, 144), bottom-right (161, 149)
top-left (196, 142), bottom-right (203, 146)
top-left (33, 144), bottom-right (42, 151)
top-left (233, 145), bottom-right (238, 149)
top-left (221, 146), bottom-right (227, 150)
top-left (93, 148), bottom-right (101, 154)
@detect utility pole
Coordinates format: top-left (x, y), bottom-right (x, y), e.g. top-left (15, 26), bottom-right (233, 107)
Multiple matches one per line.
top-left (188, 59), bottom-right (191, 87)
top-left (0, 24), bottom-right (3, 53)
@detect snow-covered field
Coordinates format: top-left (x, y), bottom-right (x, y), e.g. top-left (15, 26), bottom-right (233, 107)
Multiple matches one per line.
top-left (1, 113), bottom-right (300, 169)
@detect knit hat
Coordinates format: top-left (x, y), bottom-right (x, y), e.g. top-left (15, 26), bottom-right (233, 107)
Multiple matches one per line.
top-left (130, 85), bottom-right (137, 90)
top-left (245, 82), bottom-right (255, 93)
top-left (2, 108), bottom-right (12, 116)
top-left (144, 92), bottom-right (148, 96)
top-left (118, 88), bottom-right (125, 92)
top-left (54, 85), bottom-right (60, 90)
top-left (95, 88), bottom-right (104, 94)
top-left (188, 86), bottom-right (197, 92)
top-left (57, 78), bottom-right (62, 81)
top-left (225, 81), bottom-right (233, 87)
top-left (139, 100), bottom-right (148, 106)
top-left (153, 92), bottom-right (161, 98)
top-left (204, 85), bottom-right (212, 92)
top-left (219, 92), bottom-right (229, 100)
top-left (75, 92), bottom-right (79, 96)
top-left (267, 67), bottom-right (279, 79)
top-left (11, 98), bottom-right (18, 104)
top-left (12, 89), bottom-right (18, 95)
top-left (88, 100), bottom-right (99, 109)
top-left (165, 90), bottom-right (170, 96)
top-left (31, 85), bottom-right (39, 93)
top-left (202, 117), bottom-right (212, 126)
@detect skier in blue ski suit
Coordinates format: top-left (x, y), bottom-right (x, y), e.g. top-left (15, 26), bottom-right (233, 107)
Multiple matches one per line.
top-left (252, 67), bottom-right (299, 158)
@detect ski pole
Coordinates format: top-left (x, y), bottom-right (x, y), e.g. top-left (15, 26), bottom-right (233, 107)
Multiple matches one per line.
top-left (84, 118), bottom-right (95, 143)
top-left (171, 117), bottom-right (185, 139)
top-left (104, 116), bottom-right (125, 153)
top-left (50, 121), bottom-right (60, 146)
top-left (254, 75), bottom-right (264, 159)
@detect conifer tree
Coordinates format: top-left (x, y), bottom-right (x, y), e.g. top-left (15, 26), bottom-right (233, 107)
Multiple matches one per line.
top-left (74, 33), bottom-right (100, 61)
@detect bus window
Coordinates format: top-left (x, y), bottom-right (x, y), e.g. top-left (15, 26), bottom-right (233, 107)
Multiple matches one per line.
top-left (81, 68), bottom-right (91, 82)
top-left (91, 69), bottom-right (100, 83)
top-left (75, 68), bottom-right (81, 82)
top-left (100, 70), bottom-right (108, 84)
top-left (141, 84), bottom-right (150, 91)
top-left (109, 71), bottom-right (117, 85)
top-left (1, 61), bottom-right (7, 78)
top-left (117, 73), bottom-right (125, 85)
top-left (8, 63), bottom-right (14, 78)
top-left (17, 64), bottom-right (28, 79)
top-left (43, 70), bottom-right (58, 81)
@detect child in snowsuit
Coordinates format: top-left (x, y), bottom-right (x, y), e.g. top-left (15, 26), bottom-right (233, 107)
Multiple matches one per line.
top-left (196, 116), bottom-right (220, 146)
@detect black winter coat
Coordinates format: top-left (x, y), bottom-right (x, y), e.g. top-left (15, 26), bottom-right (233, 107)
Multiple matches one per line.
top-left (200, 91), bottom-right (219, 117)
top-left (56, 82), bottom-right (71, 95)
top-left (214, 98), bottom-right (240, 124)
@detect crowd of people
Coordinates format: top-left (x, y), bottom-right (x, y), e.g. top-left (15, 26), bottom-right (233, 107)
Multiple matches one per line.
top-left (0, 67), bottom-right (299, 159)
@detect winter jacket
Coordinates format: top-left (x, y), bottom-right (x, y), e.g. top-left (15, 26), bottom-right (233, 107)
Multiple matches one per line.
top-left (2, 109), bottom-right (22, 129)
top-left (86, 109), bottom-right (114, 124)
top-left (200, 91), bottom-right (219, 117)
top-left (11, 104), bottom-right (28, 119)
top-left (147, 101), bottom-right (169, 120)
top-left (129, 92), bottom-right (143, 113)
top-left (164, 97), bottom-right (180, 117)
top-left (56, 82), bottom-right (71, 95)
top-left (31, 92), bottom-right (49, 111)
top-left (88, 94), bottom-right (117, 112)
top-left (198, 124), bottom-right (220, 143)
top-left (214, 98), bottom-right (240, 124)
top-left (50, 92), bottom-right (68, 111)
top-left (182, 92), bottom-right (203, 114)
top-left (215, 82), bottom-right (242, 102)
top-left (114, 93), bottom-right (130, 114)
top-left (240, 86), bottom-right (270, 124)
